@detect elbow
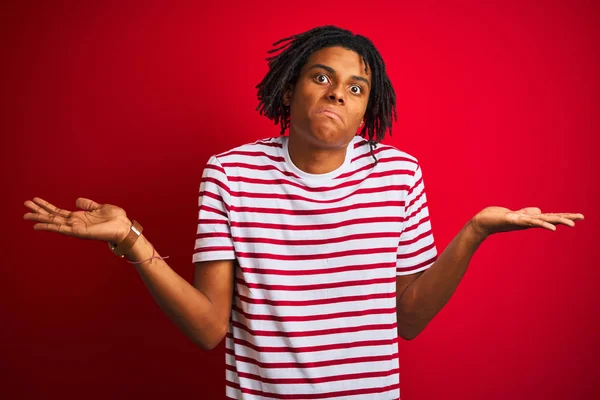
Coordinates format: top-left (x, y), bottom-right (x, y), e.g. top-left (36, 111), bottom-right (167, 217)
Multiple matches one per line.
top-left (196, 338), bottom-right (220, 351)
top-left (397, 316), bottom-right (423, 340)
top-left (397, 307), bottom-right (428, 341)
top-left (199, 343), bottom-right (219, 351)
top-left (195, 336), bottom-right (224, 351)
top-left (193, 324), bottom-right (229, 351)
top-left (397, 293), bottom-right (432, 340)
top-left (398, 327), bottom-right (423, 341)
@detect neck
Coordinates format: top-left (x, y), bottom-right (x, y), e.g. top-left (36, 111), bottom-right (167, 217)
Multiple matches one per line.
top-left (287, 134), bottom-right (351, 175)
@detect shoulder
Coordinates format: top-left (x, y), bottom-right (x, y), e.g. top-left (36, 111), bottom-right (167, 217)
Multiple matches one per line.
top-left (213, 137), bottom-right (283, 162)
top-left (353, 136), bottom-right (421, 171)
top-left (206, 137), bottom-right (286, 177)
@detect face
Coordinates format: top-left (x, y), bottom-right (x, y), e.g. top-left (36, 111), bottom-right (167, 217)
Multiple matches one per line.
top-left (283, 46), bottom-right (370, 149)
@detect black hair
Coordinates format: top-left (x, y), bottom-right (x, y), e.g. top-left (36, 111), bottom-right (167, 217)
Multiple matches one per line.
top-left (255, 25), bottom-right (397, 164)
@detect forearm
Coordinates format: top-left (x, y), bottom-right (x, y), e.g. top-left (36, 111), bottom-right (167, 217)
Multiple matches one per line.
top-left (122, 233), bottom-right (224, 350)
top-left (397, 219), bottom-right (486, 339)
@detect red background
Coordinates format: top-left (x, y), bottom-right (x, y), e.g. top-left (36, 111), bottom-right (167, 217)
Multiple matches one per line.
top-left (2, 1), bottom-right (598, 399)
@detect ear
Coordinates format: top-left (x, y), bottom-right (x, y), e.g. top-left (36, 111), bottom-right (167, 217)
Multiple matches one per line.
top-left (282, 84), bottom-right (294, 107)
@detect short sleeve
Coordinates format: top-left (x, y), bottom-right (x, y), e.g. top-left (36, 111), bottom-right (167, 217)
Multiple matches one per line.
top-left (396, 163), bottom-right (438, 275)
top-left (192, 156), bottom-right (236, 263)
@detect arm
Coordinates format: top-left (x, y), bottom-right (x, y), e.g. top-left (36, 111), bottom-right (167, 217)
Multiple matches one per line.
top-left (395, 219), bottom-right (483, 340)
top-left (396, 206), bottom-right (583, 341)
top-left (125, 228), bottom-right (234, 350)
top-left (21, 196), bottom-right (234, 349)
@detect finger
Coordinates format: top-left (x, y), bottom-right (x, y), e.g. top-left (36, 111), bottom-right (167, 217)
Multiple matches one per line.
top-left (535, 214), bottom-right (576, 227)
top-left (24, 209), bottom-right (71, 225)
top-left (24, 212), bottom-right (70, 226)
top-left (24, 200), bottom-right (50, 215)
top-left (75, 197), bottom-right (101, 212)
top-left (515, 214), bottom-right (557, 231)
top-left (543, 213), bottom-right (584, 221)
top-left (33, 222), bottom-right (76, 237)
top-left (32, 197), bottom-right (72, 218)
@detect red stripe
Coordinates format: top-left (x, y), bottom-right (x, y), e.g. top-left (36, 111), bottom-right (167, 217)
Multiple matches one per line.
top-left (407, 185), bottom-right (425, 210)
top-left (194, 232), bottom-right (402, 246)
top-left (196, 218), bottom-right (228, 225)
top-left (396, 242), bottom-right (436, 260)
top-left (196, 232), bottom-right (231, 239)
top-left (353, 139), bottom-right (368, 149)
top-left (231, 216), bottom-right (403, 231)
top-left (231, 185), bottom-right (409, 204)
top-left (197, 216), bottom-right (419, 234)
top-left (225, 333), bottom-right (398, 353)
top-left (351, 145), bottom-right (395, 163)
top-left (239, 261), bottom-right (396, 276)
top-left (236, 291), bottom-right (396, 307)
top-left (402, 215), bottom-right (430, 233)
top-left (199, 190), bottom-right (221, 201)
top-left (407, 173), bottom-right (424, 197)
top-left (221, 157), bottom-right (413, 181)
top-left (236, 276), bottom-right (396, 291)
top-left (203, 163), bottom-right (226, 175)
top-left (229, 200), bottom-right (404, 216)
top-left (193, 246), bottom-right (234, 254)
top-left (233, 232), bottom-right (399, 247)
top-left (227, 363), bottom-right (399, 385)
top-left (231, 320), bottom-right (397, 337)
top-left (406, 201), bottom-right (428, 221)
top-left (201, 177), bottom-right (231, 194)
top-left (198, 191), bottom-right (229, 211)
top-left (219, 150), bottom-right (285, 163)
top-left (228, 169), bottom-right (412, 194)
top-left (226, 381), bottom-right (399, 399)
top-left (236, 246), bottom-right (398, 261)
top-left (220, 162), bottom-right (299, 178)
top-left (399, 229), bottom-right (433, 246)
top-left (255, 141), bottom-right (283, 149)
top-left (335, 156), bottom-right (417, 180)
top-left (199, 204), bottom-right (227, 218)
top-left (232, 304), bottom-right (396, 322)
top-left (227, 349), bottom-right (398, 370)
top-left (397, 254), bottom-right (438, 272)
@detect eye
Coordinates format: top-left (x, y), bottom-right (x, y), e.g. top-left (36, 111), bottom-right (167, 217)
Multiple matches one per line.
top-left (349, 85), bottom-right (363, 95)
top-left (315, 74), bottom-right (330, 84)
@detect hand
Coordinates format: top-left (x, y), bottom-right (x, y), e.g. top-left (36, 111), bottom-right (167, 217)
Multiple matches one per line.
top-left (470, 206), bottom-right (584, 240)
top-left (23, 197), bottom-right (132, 244)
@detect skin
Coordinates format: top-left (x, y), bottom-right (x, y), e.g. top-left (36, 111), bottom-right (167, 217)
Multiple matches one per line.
top-left (22, 45), bottom-right (584, 346)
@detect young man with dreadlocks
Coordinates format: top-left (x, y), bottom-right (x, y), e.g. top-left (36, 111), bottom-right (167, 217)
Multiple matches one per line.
top-left (23, 26), bottom-right (583, 399)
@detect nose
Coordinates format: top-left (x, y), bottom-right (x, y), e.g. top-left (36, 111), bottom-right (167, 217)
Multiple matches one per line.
top-left (327, 84), bottom-right (345, 105)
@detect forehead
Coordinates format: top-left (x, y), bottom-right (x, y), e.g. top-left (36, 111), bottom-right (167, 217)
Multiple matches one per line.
top-left (302, 46), bottom-right (370, 77)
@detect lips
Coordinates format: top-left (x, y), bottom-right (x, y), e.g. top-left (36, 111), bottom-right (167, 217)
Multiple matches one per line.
top-left (316, 107), bottom-right (343, 122)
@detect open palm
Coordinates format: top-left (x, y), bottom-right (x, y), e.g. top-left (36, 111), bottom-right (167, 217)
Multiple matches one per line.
top-left (23, 197), bottom-right (131, 243)
top-left (471, 206), bottom-right (584, 238)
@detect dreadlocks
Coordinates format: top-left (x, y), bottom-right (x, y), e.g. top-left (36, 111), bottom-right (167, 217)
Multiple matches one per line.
top-left (255, 25), bottom-right (397, 164)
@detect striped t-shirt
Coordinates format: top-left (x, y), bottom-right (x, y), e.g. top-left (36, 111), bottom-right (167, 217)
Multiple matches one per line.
top-left (192, 134), bottom-right (438, 400)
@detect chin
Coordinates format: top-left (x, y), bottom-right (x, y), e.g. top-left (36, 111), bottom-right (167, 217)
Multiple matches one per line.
top-left (307, 123), bottom-right (350, 149)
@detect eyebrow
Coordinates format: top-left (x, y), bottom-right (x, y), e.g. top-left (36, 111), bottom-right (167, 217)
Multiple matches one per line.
top-left (308, 63), bottom-right (371, 88)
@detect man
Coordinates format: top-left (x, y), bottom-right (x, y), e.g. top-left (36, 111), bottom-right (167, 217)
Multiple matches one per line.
top-left (23, 26), bottom-right (583, 399)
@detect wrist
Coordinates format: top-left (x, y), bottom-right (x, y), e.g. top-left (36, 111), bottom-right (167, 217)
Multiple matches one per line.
top-left (466, 217), bottom-right (489, 245)
top-left (123, 233), bottom-right (151, 261)
top-left (108, 219), bottom-right (143, 258)
top-left (114, 217), bottom-right (133, 245)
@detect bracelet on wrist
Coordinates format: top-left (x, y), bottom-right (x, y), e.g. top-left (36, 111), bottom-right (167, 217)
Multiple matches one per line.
top-left (108, 220), bottom-right (143, 258)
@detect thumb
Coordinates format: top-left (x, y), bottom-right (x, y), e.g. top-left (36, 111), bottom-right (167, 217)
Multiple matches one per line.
top-left (75, 197), bottom-right (102, 211)
top-left (517, 207), bottom-right (542, 215)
